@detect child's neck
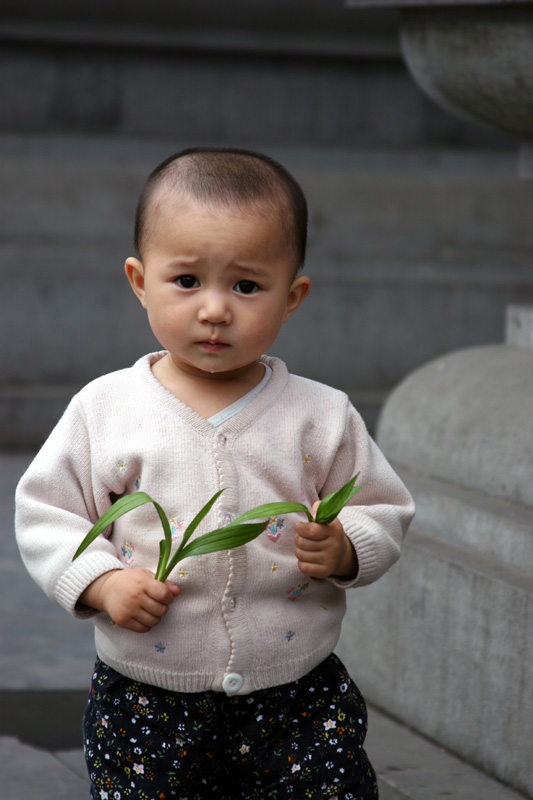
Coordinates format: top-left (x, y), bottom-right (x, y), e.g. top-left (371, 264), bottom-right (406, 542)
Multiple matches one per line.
top-left (152, 354), bottom-right (266, 419)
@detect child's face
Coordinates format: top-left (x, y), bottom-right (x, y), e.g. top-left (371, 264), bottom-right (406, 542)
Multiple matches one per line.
top-left (125, 198), bottom-right (310, 381)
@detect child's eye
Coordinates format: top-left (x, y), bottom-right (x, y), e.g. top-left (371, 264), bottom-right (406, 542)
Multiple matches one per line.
top-left (234, 280), bottom-right (259, 295)
top-left (176, 275), bottom-right (199, 289)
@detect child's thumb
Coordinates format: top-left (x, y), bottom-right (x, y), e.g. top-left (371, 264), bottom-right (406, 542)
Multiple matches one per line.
top-left (310, 500), bottom-right (321, 519)
top-left (165, 581), bottom-right (182, 598)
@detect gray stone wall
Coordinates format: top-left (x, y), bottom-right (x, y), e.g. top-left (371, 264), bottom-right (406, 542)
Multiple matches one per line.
top-left (1, 2), bottom-right (531, 448)
top-left (337, 308), bottom-right (533, 796)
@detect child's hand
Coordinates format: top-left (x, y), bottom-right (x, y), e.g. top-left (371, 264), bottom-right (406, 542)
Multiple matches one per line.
top-left (294, 501), bottom-right (358, 579)
top-left (80, 568), bottom-right (181, 633)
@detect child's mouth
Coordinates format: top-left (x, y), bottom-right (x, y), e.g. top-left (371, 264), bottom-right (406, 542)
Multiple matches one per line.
top-left (199, 341), bottom-right (229, 352)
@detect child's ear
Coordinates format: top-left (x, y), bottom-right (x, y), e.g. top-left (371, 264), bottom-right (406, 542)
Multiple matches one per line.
top-left (125, 257), bottom-right (147, 308)
top-left (283, 275), bottom-right (312, 322)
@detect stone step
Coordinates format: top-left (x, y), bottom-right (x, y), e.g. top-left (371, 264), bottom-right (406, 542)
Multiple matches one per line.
top-left (1, 134), bottom-right (532, 446)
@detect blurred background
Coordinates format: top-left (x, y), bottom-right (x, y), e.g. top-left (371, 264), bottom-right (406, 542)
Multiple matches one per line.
top-left (0, 0), bottom-right (531, 444)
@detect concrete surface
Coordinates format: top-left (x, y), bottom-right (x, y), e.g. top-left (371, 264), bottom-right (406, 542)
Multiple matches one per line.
top-left (0, 453), bottom-right (96, 690)
top-left (0, 1), bottom-right (401, 59)
top-left (338, 325), bottom-right (533, 796)
top-left (507, 304), bottom-right (533, 349)
top-left (377, 343), bottom-right (533, 510)
top-left (2, 704), bottom-right (530, 800)
top-left (1, 737), bottom-right (90, 800)
top-left (337, 520), bottom-right (533, 798)
top-left (2, 134), bottom-right (533, 448)
top-left (2, 451), bottom-right (529, 798)
top-left (400, 7), bottom-right (533, 142)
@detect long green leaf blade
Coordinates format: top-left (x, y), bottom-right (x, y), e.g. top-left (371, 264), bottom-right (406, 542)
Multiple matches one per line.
top-left (169, 488), bottom-right (225, 565)
top-left (72, 492), bottom-right (156, 561)
top-left (179, 521), bottom-right (267, 559)
top-left (315, 473), bottom-right (362, 524)
top-left (156, 539), bottom-right (168, 581)
top-left (154, 501), bottom-right (173, 581)
top-left (159, 489), bottom-right (226, 579)
top-left (159, 521), bottom-right (267, 580)
top-left (233, 501), bottom-right (312, 525)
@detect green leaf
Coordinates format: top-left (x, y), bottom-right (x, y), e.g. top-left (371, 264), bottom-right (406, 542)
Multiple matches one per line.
top-left (233, 501), bottom-right (313, 525)
top-left (157, 538), bottom-right (167, 574)
top-left (72, 492), bottom-right (156, 561)
top-left (178, 522), bottom-right (268, 560)
top-left (315, 473), bottom-right (362, 524)
top-left (154, 502), bottom-right (174, 582)
top-left (158, 521), bottom-right (268, 581)
top-left (157, 489), bottom-right (226, 580)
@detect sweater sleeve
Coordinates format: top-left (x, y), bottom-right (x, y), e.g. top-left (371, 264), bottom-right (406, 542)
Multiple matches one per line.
top-left (15, 395), bottom-right (124, 618)
top-left (324, 399), bottom-right (415, 589)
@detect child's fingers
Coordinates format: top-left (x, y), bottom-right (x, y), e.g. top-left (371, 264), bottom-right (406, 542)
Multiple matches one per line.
top-left (294, 532), bottom-right (325, 554)
top-left (296, 555), bottom-right (332, 580)
top-left (136, 604), bottom-right (168, 629)
top-left (141, 593), bottom-right (172, 618)
top-left (166, 580), bottom-right (182, 598)
top-left (295, 537), bottom-right (333, 563)
top-left (124, 593), bottom-right (175, 633)
top-left (144, 574), bottom-right (181, 604)
top-left (295, 520), bottom-right (329, 542)
top-left (294, 517), bottom-right (348, 579)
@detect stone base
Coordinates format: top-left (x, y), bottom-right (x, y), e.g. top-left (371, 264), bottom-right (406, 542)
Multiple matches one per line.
top-left (337, 512), bottom-right (533, 797)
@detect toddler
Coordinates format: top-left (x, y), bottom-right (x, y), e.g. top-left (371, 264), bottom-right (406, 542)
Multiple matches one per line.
top-left (16, 147), bottom-right (414, 799)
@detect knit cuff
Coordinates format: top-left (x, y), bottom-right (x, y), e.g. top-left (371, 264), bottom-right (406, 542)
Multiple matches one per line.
top-left (54, 552), bottom-right (125, 618)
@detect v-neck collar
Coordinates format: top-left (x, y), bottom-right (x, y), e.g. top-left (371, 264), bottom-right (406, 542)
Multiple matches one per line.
top-left (133, 352), bottom-right (288, 439)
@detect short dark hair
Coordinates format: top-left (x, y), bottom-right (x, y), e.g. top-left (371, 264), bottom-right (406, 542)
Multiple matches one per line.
top-left (134, 147), bottom-right (308, 271)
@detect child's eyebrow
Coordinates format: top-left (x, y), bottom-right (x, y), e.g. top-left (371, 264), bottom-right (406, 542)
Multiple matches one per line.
top-left (165, 256), bottom-right (200, 269)
top-left (233, 263), bottom-right (270, 277)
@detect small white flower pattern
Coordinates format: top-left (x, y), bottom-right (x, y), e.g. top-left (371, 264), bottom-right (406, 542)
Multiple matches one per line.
top-left (84, 635), bottom-right (376, 797)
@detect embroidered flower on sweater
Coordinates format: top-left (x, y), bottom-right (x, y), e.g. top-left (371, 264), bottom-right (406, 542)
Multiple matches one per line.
top-left (270, 563), bottom-right (277, 573)
top-left (120, 542), bottom-right (135, 566)
top-left (169, 517), bottom-right (184, 542)
top-left (286, 631), bottom-right (295, 642)
top-left (154, 642), bottom-right (166, 654)
top-left (266, 517), bottom-right (285, 543)
top-left (303, 454), bottom-right (312, 464)
top-left (286, 582), bottom-right (309, 601)
top-left (118, 460), bottom-right (127, 473)
top-left (134, 474), bottom-right (141, 491)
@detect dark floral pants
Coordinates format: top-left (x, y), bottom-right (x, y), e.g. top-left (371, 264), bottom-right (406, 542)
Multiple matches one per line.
top-left (83, 653), bottom-right (378, 800)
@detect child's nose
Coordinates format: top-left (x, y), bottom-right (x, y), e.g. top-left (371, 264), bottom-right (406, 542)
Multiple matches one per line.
top-left (197, 291), bottom-right (232, 325)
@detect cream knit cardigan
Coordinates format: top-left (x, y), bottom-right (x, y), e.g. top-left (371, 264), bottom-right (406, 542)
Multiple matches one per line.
top-left (16, 353), bottom-right (414, 695)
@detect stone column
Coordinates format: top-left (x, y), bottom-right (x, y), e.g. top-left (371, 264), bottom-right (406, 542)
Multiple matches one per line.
top-left (337, 306), bottom-right (533, 796)
top-left (348, 0), bottom-right (533, 176)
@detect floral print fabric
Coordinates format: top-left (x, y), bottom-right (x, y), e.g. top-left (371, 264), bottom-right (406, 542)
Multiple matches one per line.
top-left (84, 654), bottom-right (378, 800)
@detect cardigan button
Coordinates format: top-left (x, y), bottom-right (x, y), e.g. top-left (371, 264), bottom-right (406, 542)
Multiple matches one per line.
top-left (222, 672), bottom-right (243, 695)
top-left (217, 433), bottom-right (227, 446)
